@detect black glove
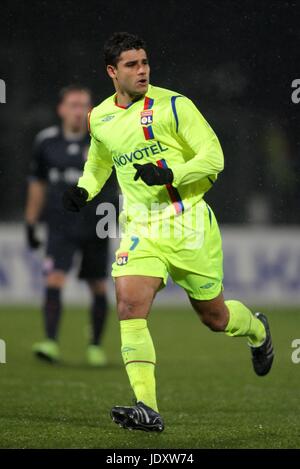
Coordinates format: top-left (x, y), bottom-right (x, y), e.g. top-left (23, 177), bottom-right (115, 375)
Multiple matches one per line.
top-left (62, 186), bottom-right (89, 212)
top-left (26, 224), bottom-right (42, 250)
top-left (133, 163), bottom-right (173, 186)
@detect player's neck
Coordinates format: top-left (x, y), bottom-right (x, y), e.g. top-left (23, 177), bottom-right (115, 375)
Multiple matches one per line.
top-left (62, 125), bottom-right (86, 141)
top-left (115, 89), bottom-right (145, 108)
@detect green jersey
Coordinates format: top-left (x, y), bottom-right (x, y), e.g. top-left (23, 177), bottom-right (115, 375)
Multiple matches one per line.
top-left (78, 84), bottom-right (224, 221)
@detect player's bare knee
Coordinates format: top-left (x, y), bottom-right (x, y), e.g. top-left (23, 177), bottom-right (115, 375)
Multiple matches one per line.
top-left (115, 276), bottom-right (160, 320)
top-left (117, 298), bottom-right (147, 320)
top-left (88, 279), bottom-right (107, 295)
top-left (46, 271), bottom-right (66, 288)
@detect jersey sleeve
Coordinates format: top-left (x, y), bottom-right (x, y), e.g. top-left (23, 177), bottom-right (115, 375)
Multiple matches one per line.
top-left (29, 137), bottom-right (48, 181)
top-left (77, 133), bottom-right (113, 202)
top-left (170, 97), bottom-right (224, 187)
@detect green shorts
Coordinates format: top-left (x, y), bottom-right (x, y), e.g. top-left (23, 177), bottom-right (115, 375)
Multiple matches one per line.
top-left (112, 200), bottom-right (223, 300)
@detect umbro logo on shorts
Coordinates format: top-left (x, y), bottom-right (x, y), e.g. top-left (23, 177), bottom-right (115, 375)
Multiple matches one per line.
top-left (200, 282), bottom-right (215, 289)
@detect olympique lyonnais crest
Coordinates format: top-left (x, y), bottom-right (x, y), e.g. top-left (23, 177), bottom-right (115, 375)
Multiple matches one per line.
top-left (116, 252), bottom-right (129, 266)
top-left (140, 110), bottom-right (153, 125)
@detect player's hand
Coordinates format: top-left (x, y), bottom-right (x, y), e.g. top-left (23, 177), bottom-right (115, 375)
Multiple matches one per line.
top-left (26, 224), bottom-right (42, 250)
top-left (62, 186), bottom-right (88, 212)
top-left (133, 163), bottom-right (173, 186)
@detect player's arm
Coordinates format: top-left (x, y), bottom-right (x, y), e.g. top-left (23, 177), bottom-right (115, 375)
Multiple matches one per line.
top-left (24, 138), bottom-right (48, 249)
top-left (78, 134), bottom-right (113, 200)
top-left (170, 97), bottom-right (224, 187)
top-left (25, 180), bottom-right (47, 225)
top-left (63, 133), bottom-right (113, 212)
top-left (133, 97), bottom-right (223, 187)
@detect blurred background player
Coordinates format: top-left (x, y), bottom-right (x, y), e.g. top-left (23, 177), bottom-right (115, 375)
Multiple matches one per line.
top-left (25, 84), bottom-right (118, 366)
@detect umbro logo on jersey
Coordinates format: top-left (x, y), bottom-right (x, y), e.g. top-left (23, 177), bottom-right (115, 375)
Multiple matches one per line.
top-left (140, 110), bottom-right (153, 125)
top-left (101, 114), bottom-right (115, 122)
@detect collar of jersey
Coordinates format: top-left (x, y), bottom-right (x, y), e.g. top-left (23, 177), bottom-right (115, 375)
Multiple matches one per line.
top-left (114, 85), bottom-right (152, 110)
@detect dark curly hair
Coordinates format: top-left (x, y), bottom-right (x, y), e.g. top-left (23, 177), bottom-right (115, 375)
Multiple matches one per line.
top-left (104, 32), bottom-right (147, 67)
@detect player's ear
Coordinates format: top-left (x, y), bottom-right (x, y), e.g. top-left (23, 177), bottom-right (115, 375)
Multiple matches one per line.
top-left (106, 65), bottom-right (117, 79)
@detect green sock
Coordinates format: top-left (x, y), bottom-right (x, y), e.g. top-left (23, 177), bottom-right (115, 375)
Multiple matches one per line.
top-left (120, 318), bottom-right (158, 412)
top-left (225, 300), bottom-right (266, 347)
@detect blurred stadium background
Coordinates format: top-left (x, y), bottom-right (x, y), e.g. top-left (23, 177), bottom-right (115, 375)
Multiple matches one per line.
top-left (0, 0), bottom-right (300, 449)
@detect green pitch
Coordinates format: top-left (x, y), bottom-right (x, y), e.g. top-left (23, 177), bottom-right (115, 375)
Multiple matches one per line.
top-left (0, 304), bottom-right (299, 448)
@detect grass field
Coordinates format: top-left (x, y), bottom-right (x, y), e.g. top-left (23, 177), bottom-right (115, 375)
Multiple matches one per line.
top-left (0, 304), bottom-right (300, 449)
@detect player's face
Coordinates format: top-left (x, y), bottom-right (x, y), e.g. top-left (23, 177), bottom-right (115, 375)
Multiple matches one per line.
top-left (108, 49), bottom-right (150, 97)
top-left (58, 91), bottom-right (91, 132)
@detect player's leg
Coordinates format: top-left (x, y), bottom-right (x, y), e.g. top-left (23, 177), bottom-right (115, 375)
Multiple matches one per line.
top-left (86, 279), bottom-right (108, 366)
top-left (169, 200), bottom-right (274, 375)
top-left (32, 269), bottom-right (66, 362)
top-left (111, 274), bottom-right (164, 431)
top-left (87, 279), bottom-right (107, 347)
top-left (189, 292), bottom-right (274, 376)
top-left (110, 233), bottom-right (168, 431)
top-left (116, 275), bottom-right (162, 410)
top-left (80, 236), bottom-right (109, 366)
top-left (189, 290), bottom-right (264, 342)
top-left (44, 270), bottom-right (66, 340)
top-left (32, 231), bottom-right (75, 362)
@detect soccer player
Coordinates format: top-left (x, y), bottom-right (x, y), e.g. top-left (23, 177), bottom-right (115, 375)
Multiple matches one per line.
top-left (63, 33), bottom-right (274, 432)
top-left (25, 85), bottom-right (118, 366)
